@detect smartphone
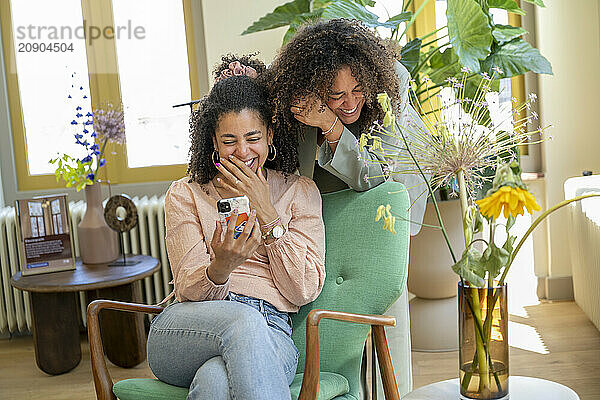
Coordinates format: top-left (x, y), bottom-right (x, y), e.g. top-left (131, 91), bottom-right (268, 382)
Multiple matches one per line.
top-left (217, 195), bottom-right (251, 239)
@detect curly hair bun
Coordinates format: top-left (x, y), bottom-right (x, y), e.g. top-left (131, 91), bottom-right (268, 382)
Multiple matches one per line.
top-left (212, 53), bottom-right (267, 82)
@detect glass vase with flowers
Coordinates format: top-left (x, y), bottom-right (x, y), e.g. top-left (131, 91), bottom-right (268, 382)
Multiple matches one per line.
top-left (366, 69), bottom-right (599, 399)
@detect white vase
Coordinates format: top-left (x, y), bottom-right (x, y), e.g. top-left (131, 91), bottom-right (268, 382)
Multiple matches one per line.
top-left (408, 199), bottom-right (463, 352)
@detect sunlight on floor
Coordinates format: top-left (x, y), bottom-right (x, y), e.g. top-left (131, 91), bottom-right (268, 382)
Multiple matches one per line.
top-left (508, 320), bottom-right (549, 354)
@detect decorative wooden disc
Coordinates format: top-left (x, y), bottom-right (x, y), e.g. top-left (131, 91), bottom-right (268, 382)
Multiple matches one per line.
top-left (104, 194), bottom-right (138, 233)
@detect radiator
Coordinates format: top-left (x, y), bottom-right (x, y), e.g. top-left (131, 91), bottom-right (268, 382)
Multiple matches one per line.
top-left (0, 195), bottom-right (170, 335)
top-left (565, 176), bottom-right (600, 331)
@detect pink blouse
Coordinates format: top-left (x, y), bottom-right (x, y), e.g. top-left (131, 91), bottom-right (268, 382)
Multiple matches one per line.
top-left (164, 170), bottom-right (326, 312)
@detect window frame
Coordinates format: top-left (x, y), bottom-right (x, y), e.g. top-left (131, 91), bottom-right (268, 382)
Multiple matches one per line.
top-left (0, 0), bottom-right (199, 191)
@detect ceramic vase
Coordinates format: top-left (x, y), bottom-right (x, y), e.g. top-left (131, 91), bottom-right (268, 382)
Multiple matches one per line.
top-left (458, 282), bottom-right (509, 400)
top-left (78, 183), bottom-right (119, 264)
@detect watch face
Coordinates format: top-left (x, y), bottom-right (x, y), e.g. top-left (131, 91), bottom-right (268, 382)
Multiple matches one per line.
top-left (272, 225), bottom-right (285, 239)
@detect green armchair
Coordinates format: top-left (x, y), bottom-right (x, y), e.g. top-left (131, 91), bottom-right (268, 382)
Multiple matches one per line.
top-left (87, 181), bottom-right (411, 400)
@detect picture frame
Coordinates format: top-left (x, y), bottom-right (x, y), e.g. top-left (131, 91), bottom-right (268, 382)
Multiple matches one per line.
top-left (14, 194), bottom-right (76, 276)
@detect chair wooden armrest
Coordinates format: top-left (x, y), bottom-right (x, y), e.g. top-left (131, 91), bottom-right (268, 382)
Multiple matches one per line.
top-left (87, 299), bottom-right (164, 400)
top-left (298, 309), bottom-right (399, 400)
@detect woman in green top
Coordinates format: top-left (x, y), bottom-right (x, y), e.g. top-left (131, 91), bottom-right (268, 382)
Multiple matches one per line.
top-left (264, 18), bottom-right (427, 235)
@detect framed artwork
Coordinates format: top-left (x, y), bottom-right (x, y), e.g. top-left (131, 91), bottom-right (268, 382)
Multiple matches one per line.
top-left (14, 194), bottom-right (76, 275)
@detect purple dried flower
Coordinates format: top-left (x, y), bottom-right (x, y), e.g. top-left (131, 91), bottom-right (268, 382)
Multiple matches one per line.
top-left (93, 103), bottom-right (126, 144)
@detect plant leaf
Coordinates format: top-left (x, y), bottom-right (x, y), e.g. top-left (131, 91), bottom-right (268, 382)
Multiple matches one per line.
top-left (281, 11), bottom-right (323, 44)
top-left (400, 38), bottom-right (422, 74)
top-left (488, 0), bottom-right (525, 15)
top-left (313, 0), bottom-right (333, 9)
top-left (321, 0), bottom-right (398, 28)
top-left (481, 243), bottom-right (510, 279)
top-left (353, 0), bottom-right (376, 6)
top-left (446, 0), bottom-right (493, 72)
top-left (503, 234), bottom-right (516, 256)
top-left (242, 0), bottom-right (310, 35)
top-left (452, 247), bottom-right (486, 287)
top-left (481, 38), bottom-right (553, 77)
top-left (386, 11), bottom-right (412, 30)
top-left (492, 24), bottom-right (527, 45)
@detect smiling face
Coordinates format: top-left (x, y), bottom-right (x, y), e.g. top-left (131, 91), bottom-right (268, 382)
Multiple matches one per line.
top-left (213, 108), bottom-right (272, 174)
top-left (326, 66), bottom-right (366, 125)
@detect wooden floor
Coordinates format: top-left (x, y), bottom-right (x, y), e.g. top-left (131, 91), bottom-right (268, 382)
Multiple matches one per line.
top-left (0, 301), bottom-right (599, 399)
top-left (412, 300), bottom-right (600, 400)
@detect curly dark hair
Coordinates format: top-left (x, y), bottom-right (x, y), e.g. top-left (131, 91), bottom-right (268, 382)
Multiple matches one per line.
top-left (263, 19), bottom-right (400, 142)
top-left (187, 75), bottom-right (299, 184)
top-left (212, 53), bottom-right (267, 81)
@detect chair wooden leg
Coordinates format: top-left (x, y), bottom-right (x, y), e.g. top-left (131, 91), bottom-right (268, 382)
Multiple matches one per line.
top-left (372, 325), bottom-right (400, 400)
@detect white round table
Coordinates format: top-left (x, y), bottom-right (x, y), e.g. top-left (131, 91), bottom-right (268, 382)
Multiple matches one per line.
top-left (404, 376), bottom-right (579, 400)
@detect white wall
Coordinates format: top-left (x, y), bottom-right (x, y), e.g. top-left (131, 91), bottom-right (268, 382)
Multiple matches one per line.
top-left (200, 0), bottom-right (287, 82)
top-left (535, 1), bottom-right (600, 278)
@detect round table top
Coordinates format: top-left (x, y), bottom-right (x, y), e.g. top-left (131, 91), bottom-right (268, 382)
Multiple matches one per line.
top-left (404, 376), bottom-right (579, 400)
top-left (11, 254), bottom-right (160, 293)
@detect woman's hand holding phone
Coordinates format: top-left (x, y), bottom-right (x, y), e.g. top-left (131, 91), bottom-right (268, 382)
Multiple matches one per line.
top-left (215, 156), bottom-right (279, 227)
top-left (207, 209), bottom-right (261, 285)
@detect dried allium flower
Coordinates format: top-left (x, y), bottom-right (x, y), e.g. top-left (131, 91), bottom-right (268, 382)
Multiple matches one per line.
top-left (93, 103), bottom-right (126, 144)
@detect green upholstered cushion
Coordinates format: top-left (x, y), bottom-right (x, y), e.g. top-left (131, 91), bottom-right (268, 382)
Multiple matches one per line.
top-left (112, 182), bottom-right (410, 400)
top-left (113, 379), bottom-right (188, 400)
top-left (290, 372), bottom-right (350, 400)
top-left (114, 371), bottom-right (349, 400)
top-left (291, 182), bottom-right (410, 400)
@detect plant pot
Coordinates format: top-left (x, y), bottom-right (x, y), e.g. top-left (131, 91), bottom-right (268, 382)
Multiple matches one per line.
top-left (78, 183), bottom-right (119, 264)
top-left (408, 200), bottom-right (463, 352)
top-left (458, 282), bottom-right (509, 400)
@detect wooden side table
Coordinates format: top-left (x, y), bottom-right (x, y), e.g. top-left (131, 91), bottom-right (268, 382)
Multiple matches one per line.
top-left (404, 376), bottom-right (579, 400)
top-left (11, 254), bottom-right (160, 375)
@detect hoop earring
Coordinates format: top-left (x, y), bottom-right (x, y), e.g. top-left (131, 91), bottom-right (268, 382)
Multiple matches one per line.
top-left (267, 144), bottom-right (277, 161)
top-left (212, 150), bottom-right (220, 165)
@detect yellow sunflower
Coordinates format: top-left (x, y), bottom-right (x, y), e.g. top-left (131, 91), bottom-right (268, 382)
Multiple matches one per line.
top-left (476, 186), bottom-right (541, 219)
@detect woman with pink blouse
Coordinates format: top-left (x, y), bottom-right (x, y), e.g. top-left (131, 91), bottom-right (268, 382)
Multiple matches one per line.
top-left (146, 61), bottom-right (325, 400)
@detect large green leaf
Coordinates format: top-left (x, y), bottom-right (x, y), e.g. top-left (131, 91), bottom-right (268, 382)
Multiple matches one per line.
top-left (313, 0), bottom-right (333, 9)
top-left (488, 0), bottom-right (525, 15)
top-left (321, 0), bottom-right (398, 28)
top-left (353, 0), bottom-right (376, 6)
top-left (386, 11), bottom-right (412, 29)
top-left (481, 38), bottom-right (553, 77)
top-left (447, 0), bottom-right (493, 72)
top-left (492, 24), bottom-right (527, 45)
top-left (400, 38), bottom-right (422, 74)
top-left (452, 247), bottom-right (486, 287)
top-left (242, 0), bottom-right (310, 35)
top-left (282, 11), bottom-right (323, 44)
top-left (481, 243), bottom-right (510, 279)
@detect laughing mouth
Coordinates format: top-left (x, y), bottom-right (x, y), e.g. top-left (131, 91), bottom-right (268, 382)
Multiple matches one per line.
top-left (340, 105), bottom-right (358, 115)
top-left (243, 158), bottom-right (256, 168)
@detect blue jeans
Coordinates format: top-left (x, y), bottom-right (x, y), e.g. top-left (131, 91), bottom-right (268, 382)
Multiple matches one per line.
top-left (147, 293), bottom-right (299, 400)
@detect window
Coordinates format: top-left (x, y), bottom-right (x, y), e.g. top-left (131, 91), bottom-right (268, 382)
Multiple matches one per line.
top-left (0, 0), bottom-right (199, 191)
